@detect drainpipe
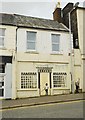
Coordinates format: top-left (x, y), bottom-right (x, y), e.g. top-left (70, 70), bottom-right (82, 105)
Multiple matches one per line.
top-left (12, 26), bottom-right (19, 99)
top-left (68, 2), bottom-right (79, 93)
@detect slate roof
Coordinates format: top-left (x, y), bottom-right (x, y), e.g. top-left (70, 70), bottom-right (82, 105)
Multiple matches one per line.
top-left (0, 13), bottom-right (69, 32)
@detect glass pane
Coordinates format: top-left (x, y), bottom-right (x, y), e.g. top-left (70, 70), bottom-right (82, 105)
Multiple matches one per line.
top-left (0, 29), bottom-right (5, 36)
top-left (52, 34), bottom-right (60, 43)
top-left (0, 89), bottom-right (4, 96)
top-left (27, 32), bottom-right (36, 41)
top-left (52, 44), bottom-right (59, 51)
top-left (27, 42), bottom-right (35, 50)
top-left (0, 65), bottom-right (5, 73)
top-left (0, 37), bottom-right (4, 46)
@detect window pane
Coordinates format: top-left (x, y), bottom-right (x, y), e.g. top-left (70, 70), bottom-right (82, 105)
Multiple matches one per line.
top-left (27, 31), bottom-right (36, 50)
top-left (0, 37), bottom-right (4, 46)
top-left (0, 65), bottom-right (5, 73)
top-left (53, 73), bottom-right (67, 88)
top-left (52, 44), bottom-right (59, 51)
top-left (27, 32), bottom-right (36, 41)
top-left (52, 34), bottom-right (60, 43)
top-left (21, 72), bottom-right (37, 89)
top-left (0, 29), bottom-right (5, 36)
top-left (52, 34), bottom-right (60, 52)
top-left (27, 42), bottom-right (35, 50)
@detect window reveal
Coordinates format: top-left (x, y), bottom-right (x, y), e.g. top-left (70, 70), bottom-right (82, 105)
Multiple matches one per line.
top-left (21, 72), bottom-right (37, 89)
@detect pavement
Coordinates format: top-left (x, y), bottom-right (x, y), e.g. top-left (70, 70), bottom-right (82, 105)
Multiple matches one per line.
top-left (0, 93), bottom-right (85, 110)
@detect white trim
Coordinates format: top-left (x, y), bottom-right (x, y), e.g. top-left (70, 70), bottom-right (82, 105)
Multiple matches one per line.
top-left (0, 73), bottom-right (6, 76)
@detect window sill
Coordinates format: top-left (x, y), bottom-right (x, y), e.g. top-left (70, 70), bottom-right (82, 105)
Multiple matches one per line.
top-left (17, 88), bottom-right (38, 91)
top-left (25, 50), bottom-right (39, 54)
top-left (53, 87), bottom-right (69, 90)
top-left (0, 46), bottom-right (6, 50)
top-left (50, 52), bottom-right (63, 55)
top-left (0, 73), bottom-right (6, 76)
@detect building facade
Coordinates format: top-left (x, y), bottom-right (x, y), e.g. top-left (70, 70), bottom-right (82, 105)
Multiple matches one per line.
top-left (0, 13), bottom-right (72, 99)
top-left (73, 7), bottom-right (85, 92)
top-left (53, 3), bottom-right (85, 93)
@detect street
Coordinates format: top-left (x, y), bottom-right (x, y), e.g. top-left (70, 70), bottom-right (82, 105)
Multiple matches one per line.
top-left (1, 100), bottom-right (84, 118)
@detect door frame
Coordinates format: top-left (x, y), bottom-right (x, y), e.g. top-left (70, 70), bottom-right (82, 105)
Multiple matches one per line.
top-left (37, 67), bottom-right (53, 96)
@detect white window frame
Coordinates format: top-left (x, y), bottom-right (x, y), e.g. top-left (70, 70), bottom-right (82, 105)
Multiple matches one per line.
top-left (21, 72), bottom-right (37, 89)
top-left (0, 28), bottom-right (5, 48)
top-left (53, 72), bottom-right (67, 88)
top-left (26, 31), bottom-right (36, 51)
top-left (51, 34), bottom-right (60, 53)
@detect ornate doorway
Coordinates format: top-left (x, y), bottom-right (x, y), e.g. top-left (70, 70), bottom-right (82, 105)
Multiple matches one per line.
top-left (37, 67), bottom-right (52, 96)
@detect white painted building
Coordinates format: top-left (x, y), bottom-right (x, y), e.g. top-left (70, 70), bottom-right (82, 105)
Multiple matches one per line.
top-left (0, 13), bottom-right (72, 99)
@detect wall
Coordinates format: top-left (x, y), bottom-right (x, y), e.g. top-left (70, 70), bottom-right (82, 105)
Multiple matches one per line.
top-left (0, 25), bottom-right (17, 56)
top-left (16, 62), bottom-right (70, 98)
top-left (16, 28), bottom-right (71, 98)
top-left (77, 8), bottom-right (85, 92)
top-left (17, 28), bottom-right (70, 62)
top-left (73, 49), bottom-right (82, 90)
top-left (77, 9), bottom-right (85, 54)
top-left (0, 25), bottom-right (17, 99)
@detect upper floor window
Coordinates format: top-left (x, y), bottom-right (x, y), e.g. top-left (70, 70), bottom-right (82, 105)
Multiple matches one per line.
top-left (0, 28), bottom-right (5, 47)
top-left (51, 34), bottom-right (60, 52)
top-left (27, 31), bottom-right (36, 50)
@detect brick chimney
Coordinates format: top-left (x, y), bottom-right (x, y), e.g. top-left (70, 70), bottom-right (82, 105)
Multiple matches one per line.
top-left (62, 3), bottom-right (74, 28)
top-left (53, 7), bottom-right (62, 22)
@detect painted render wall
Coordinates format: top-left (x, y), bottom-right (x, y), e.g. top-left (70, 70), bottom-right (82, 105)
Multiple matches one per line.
top-left (76, 9), bottom-right (85, 92)
top-left (73, 49), bottom-right (82, 90)
top-left (0, 25), bottom-right (17, 99)
top-left (17, 28), bottom-right (70, 54)
top-left (16, 62), bottom-right (70, 98)
top-left (77, 9), bottom-right (83, 54)
top-left (16, 28), bottom-right (71, 98)
top-left (0, 25), bottom-right (17, 56)
top-left (0, 25), bottom-right (72, 99)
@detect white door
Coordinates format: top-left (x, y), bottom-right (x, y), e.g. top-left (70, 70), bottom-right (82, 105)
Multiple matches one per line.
top-left (4, 63), bottom-right (12, 99)
top-left (40, 73), bottom-right (50, 95)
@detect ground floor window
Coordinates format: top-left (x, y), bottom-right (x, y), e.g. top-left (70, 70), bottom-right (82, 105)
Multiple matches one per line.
top-left (0, 64), bottom-right (5, 73)
top-left (21, 72), bottom-right (37, 89)
top-left (53, 72), bottom-right (67, 87)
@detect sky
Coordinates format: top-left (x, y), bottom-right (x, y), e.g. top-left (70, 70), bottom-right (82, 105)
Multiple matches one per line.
top-left (0, 0), bottom-right (85, 19)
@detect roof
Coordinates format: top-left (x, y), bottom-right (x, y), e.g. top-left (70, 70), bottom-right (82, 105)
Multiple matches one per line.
top-left (0, 13), bottom-right (69, 32)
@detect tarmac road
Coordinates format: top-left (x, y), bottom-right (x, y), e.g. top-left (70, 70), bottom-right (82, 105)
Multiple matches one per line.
top-left (1, 100), bottom-right (84, 118)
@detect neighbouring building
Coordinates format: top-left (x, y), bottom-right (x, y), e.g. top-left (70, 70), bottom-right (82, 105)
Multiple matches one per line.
top-left (53, 2), bottom-right (85, 93)
top-left (0, 13), bottom-right (72, 99)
